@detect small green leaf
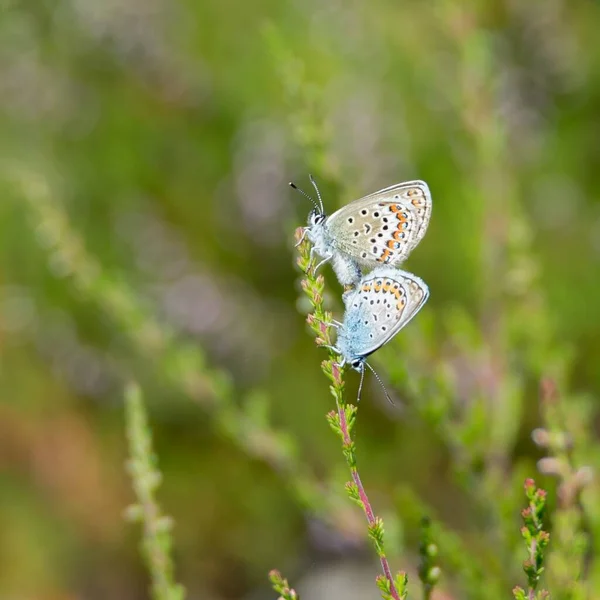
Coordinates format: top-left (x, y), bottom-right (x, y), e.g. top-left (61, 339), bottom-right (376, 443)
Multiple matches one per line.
top-left (375, 575), bottom-right (393, 600)
top-left (345, 481), bottom-right (363, 507)
top-left (368, 517), bottom-right (386, 555)
top-left (512, 585), bottom-right (527, 600)
top-left (394, 571), bottom-right (409, 599)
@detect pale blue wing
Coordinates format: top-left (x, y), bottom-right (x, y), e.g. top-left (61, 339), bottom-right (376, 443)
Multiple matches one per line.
top-left (338, 266), bottom-right (429, 360)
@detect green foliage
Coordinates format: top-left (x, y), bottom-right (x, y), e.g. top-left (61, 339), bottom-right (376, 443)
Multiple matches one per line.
top-left (418, 518), bottom-right (441, 600)
top-left (285, 226), bottom-right (598, 599)
top-left (533, 381), bottom-right (594, 600)
top-left (269, 570), bottom-right (299, 600)
top-left (377, 571), bottom-right (409, 600)
top-left (124, 383), bottom-right (185, 600)
top-left (513, 479), bottom-right (550, 599)
top-left (1, 0), bottom-right (600, 598)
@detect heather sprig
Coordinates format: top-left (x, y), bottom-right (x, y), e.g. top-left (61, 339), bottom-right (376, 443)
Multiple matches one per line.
top-left (532, 379), bottom-right (592, 599)
top-left (124, 383), bottom-right (185, 600)
top-left (513, 479), bottom-right (550, 600)
top-left (291, 226), bottom-right (405, 600)
top-left (269, 570), bottom-right (300, 600)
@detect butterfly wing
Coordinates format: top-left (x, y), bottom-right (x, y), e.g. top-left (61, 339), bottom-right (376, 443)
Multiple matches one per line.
top-left (339, 266), bottom-right (429, 360)
top-left (326, 180), bottom-right (432, 266)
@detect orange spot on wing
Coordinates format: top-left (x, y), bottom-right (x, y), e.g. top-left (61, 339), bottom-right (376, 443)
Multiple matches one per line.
top-left (389, 204), bottom-right (400, 213)
top-left (383, 281), bottom-right (391, 292)
top-left (396, 300), bottom-right (406, 311)
top-left (376, 249), bottom-right (392, 263)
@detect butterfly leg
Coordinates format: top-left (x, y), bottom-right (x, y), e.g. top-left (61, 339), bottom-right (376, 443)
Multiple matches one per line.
top-left (312, 316), bottom-right (340, 329)
top-left (294, 227), bottom-right (308, 247)
top-left (313, 255), bottom-right (331, 274)
top-left (320, 343), bottom-right (342, 357)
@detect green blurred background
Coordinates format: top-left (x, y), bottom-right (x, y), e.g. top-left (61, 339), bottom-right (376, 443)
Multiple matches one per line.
top-left (1, 0), bottom-right (600, 598)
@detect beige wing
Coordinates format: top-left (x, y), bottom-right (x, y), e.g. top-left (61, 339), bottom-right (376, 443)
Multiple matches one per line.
top-left (327, 180), bottom-right (432, 266)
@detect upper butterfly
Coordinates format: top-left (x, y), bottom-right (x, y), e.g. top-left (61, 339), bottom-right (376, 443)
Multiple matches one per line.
top-left (291, 176), bottom-right (432, 289)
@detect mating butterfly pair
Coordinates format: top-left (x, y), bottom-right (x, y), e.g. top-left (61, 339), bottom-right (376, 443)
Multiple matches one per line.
top-left (293, 176), bottom-right (431, 402)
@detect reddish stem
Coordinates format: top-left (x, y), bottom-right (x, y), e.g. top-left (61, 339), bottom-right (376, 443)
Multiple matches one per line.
top-left (337, 401), bottom-right (400, 600)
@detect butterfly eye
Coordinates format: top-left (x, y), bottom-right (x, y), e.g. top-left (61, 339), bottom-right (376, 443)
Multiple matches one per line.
top-left (351, 359), bottom-right (362, 370)
top-left (309, 212), bottom-right (326, 227)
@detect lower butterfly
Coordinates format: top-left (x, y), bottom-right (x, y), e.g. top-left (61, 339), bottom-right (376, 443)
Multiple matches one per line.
top-left (330, 265), bottom-right (429, 403)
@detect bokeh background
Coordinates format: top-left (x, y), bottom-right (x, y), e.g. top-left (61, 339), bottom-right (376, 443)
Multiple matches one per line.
top-left (1, 0), bottom-right (600, 598)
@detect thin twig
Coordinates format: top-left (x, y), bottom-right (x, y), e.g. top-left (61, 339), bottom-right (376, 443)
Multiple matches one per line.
top-left (336, 400), bottom-right (399, 598)
top-left (295, 227), bottom-right (403, 600)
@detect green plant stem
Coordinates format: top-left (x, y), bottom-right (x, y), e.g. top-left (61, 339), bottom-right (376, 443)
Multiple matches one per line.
top-left (295, 227), bottom-right (402, 600)
top-left (336, 397), bottom-right (399, 596)
top-left (124, 382), bottom-right (185, 600)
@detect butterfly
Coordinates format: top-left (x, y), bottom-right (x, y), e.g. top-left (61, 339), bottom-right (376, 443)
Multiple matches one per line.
top-left (330, 265), bottom-right (429, 403)
top-left (292, 176), bottom-right (432, 291)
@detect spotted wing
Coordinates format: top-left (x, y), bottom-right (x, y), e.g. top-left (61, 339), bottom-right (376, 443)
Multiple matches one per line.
top-left (343, 266), bottom-right (429, 359)
top-left (326, 180), bottom-right (432, 266)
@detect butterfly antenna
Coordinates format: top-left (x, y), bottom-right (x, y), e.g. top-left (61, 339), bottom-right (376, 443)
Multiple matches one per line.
top-left (356, 362), bottom-right (366, 403)
top-left (365, 361), bottom-right (394, 405)
top-left (308, 174), bottom-right (325, 214)
top-left (289, 181), bottom-right (322, 215)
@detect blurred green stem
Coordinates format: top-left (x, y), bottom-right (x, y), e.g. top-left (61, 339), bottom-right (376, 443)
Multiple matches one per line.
top-left (124, 382), bottom-right (185, 600)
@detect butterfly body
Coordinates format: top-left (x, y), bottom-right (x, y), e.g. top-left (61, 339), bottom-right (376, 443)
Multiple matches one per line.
top-left (302, 180), bottom-right (432, 288)
top-left (334, 266), bottom-right (429, 370)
